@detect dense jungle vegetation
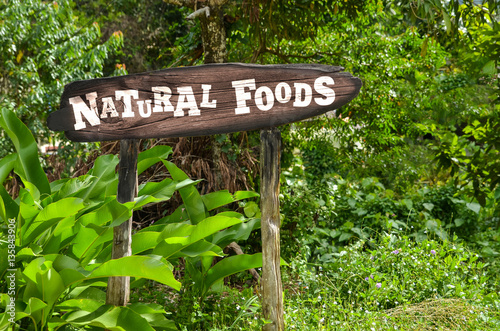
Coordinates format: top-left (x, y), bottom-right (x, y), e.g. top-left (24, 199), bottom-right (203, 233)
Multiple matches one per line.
top-left (1, 0), bottom-right (499, 329)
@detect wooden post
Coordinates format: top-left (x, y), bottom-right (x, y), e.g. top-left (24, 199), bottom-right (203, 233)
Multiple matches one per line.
top-left (106, 139), bottom-right (139, 306)
top-left (260, 127), bottom-right (284, 331)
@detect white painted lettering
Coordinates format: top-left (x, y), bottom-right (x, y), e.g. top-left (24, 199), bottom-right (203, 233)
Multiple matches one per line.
top-left (232, 79), bottom-right (256, 114)
top-left (314, 76), bottom-right (335, 106)
top-left (275, 82), bottom-right (292, 103)
top-left (137, 100), bottom-right (152, 118)
top-left (101, 97), bottom-right (119, 119)
top-left (115, 90), bottom-right (138, 118)
top-left (70, 92), bottom-right (100, 130)
top-left (293, 83), bottom-right (312, 107)
top-left (200, 84), bottom-right (217, 108)
top-left (255, 86), bottom-right (274, 111)
top-left (152, 86), bottom-right (174, 113)
top-left (176, 86), bottom-right (200, 116)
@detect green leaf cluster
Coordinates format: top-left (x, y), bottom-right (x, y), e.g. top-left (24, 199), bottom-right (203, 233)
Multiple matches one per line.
top-left (0, 0), bottom-right (124, 160)
top-left (0, 108), bottom-right (262, 330)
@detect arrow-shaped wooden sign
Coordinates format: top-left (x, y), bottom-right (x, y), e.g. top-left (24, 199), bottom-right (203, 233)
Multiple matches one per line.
top-left (47, 63), bottom-right (361, 142)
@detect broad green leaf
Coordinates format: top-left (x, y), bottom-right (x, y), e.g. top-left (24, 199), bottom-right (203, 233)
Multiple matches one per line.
top-left (434, 228), bottom-right (448, 241)
top-left (137, 145), bottom-right (172, 175)
top-left (89, 255), bottom-right (180, 290)
top-left (56, 298), bottom-right (103, 312)
top-left (50, 176), bottom-right (94, 202)
top-left (19, 188), bottom-right (40, 222)
top-left (128, 303), bottom-right (178, 330)
top-left (339, 232), bottom-right (353, 242)
top-left (21, 197), bottom-right (85, 245)
top-left (11, 297), bottom-right (47, 326)
top-left (426, 220), bottom-right (439, 230)
top-left (155, 204), bottom-right (189, 224)
top-left (402, 199), bottom-right (413, 210)
top-left (454, 218), bottom-right (465, 227)
top-left (243, 201), bottom-right (260, 218)
top-left (35, 264), bottom-right (67, 324)
top-left (81, 154), bottom-right (119, 200)
top-left (0, 185), bottom-right (18, 221)
top-left (63, 305), bottom-right (156, 331)
top-left (203, 253), bottom-right (265, 294)
top-left (153, 216), bottom-right (241, 259)
top-left (0, 153), bottom-right (17, 183)
top-left (442, 9), bottom-right (451, 32)
top-left (72, 225), bottom-right (113, 263)
top-left (71, 286), bottom-right (107, 302)
top-left (342, 221), bottom-right (354, 230)
top-left (136, 178), bottom-right (198, 209)
top-left (22, 178), bottom-right (41, 201)
top-left (163, 160), bottom-right (207, 224)
top-left (43, 215), bottom-right (78, 254)
top-left (466, 202), bottom-right (481, 214)
top-left (482, 60), bottom-right (496, 75)
top-left (351, 227), bottom-right (367, 239)
top-left (215, 211), bottom-right (247, 220)
top-left (158, 223), bottom-right (194, 240)
top-left (0, 108), bottom-right (50, 195)
top-left (132, 232), bottom-right (161, 254)
top-left (25, 297), bottom-right (48, 316)
top-left (234, 191), bottom-right (260, 200)
top-left (173, 240), bottom-right (223, 259)
top-left (423, 203), bottom-right (434, 211)
top-left (212, 218), bottom-right (261, 247)
top-left (0, 193), bottom-right (6, 224)
top-left (77, 197), bottom-right (133, 228)
top-left (201, 190), bottom-right (235, 211)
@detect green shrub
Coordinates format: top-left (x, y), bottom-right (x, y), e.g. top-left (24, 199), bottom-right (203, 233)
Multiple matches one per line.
top-left (0, 108), bottom-right (261, 330)
top-left (281, 167), bottom-right (482, 263)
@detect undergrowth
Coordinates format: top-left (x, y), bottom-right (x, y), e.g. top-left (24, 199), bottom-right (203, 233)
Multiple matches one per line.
top-left (135, 233), bottom-right (500, 330)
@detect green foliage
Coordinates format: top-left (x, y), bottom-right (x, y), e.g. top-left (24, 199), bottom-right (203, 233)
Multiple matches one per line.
top-left (0, 109), bottom-right (261, 330)
top-left (73, 0), bottom-right (191, 73)
top-left (0, 109), bottom-right (189, 330)
top-left (0, 0), bottom-right (124, 159)
top-left (424, 114), bottom-right (500, 206)
top-left (281, 162), bottom-right (486, 262)
top-left (136, 235), bottom-right (500, 330)
top-left (281, 235), bottom-right (499, 329)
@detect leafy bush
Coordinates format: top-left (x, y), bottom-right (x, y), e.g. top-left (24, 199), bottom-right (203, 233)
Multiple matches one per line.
top-left (0, 108), bottom-right (261, 330)
top-left (281, 162), bottom-right (482, 262)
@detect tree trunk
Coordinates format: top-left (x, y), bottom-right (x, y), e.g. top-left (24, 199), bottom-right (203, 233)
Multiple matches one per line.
top-left (199, 2), bottom-right (227, 64)
top-left (195, 1), bottom-right (228, 192)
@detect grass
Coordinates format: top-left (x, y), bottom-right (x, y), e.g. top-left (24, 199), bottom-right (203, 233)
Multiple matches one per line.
top-left (133, 234), bottom-right (500, 330)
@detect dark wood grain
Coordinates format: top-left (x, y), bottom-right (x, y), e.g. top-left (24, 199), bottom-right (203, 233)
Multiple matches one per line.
top-left (47, 63), bottom-right (361, 142)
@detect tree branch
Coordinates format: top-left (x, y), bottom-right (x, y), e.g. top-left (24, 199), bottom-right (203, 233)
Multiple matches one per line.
top-left (187, 6), bottom-right (210, 20)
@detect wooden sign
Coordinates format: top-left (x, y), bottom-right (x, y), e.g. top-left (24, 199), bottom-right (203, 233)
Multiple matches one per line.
top-left (47, 63), bottom-right (361, 141)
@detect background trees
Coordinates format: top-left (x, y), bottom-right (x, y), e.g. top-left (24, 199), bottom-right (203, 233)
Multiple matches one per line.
top-left (0, 0), bottom-right (125, 159)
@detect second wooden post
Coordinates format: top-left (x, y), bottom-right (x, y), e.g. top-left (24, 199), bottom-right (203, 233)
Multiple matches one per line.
top-left (260, 127), bottom-right (284, 331)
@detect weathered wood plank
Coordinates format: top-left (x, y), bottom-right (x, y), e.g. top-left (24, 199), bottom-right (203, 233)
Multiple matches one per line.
top-left (47, 63), bottom-right (361, 142)
top-left (106, 139), bottom-right (139, 306)
top-left (260, 127), bottom-right (284, 331)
